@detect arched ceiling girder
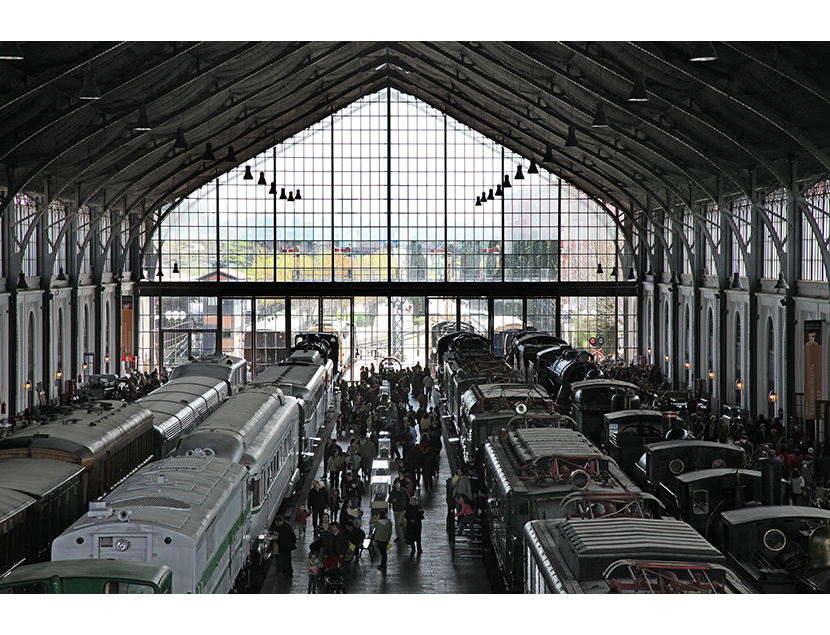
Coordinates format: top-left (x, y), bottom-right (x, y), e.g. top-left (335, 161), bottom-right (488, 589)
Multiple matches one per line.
top-left (626, 42), bottom-right (794, 185)
top-left (403, 42), bottom-right (693, 214)
top-left (386, 71), bottom-right (643, 221)
top-left (549, 42), bottom-right (755, 202)
top-left (88, 42), bottom-right (358, 214)
top-left (382, 57), bottom-right (663, 215)
top-left (75, 42), bottom-right (320, 209)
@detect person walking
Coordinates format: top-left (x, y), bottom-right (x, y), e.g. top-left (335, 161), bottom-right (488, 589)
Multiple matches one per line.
top-left (307, 547), bottom-right (320, 593)
top-left (307, 479), bottom-right (328, 528)
top-left (388, 480), bottom-right (409, 542)
top-left (372, 510), bottom-right (393, 572)
top-left (405, 496), bottom-right (425, 555)
top-left (272, 515), bottom-right (297, 579)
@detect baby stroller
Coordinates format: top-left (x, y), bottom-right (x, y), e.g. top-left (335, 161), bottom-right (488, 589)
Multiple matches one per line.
top-left (321, 555), bottom-right (346, 593)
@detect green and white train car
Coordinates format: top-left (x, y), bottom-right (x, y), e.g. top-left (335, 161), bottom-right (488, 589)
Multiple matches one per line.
top-left (0, 559), bottom-right (173, 594)
top-left (51, 456), bottom-right (251, 594)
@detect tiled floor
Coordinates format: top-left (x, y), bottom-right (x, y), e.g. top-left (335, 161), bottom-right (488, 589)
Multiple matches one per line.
top-left (260, 397), bottom-right (493, 594)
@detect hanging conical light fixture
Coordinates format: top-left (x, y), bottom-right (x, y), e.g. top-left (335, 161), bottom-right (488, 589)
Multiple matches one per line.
top-left (627, 267), bottom-right (636, 281)
top-left (527, 160), bottom-right (539, 175)
top-left (502, 174), bottom-right (512, 189)
top-left (279, 187), bottom-right (287, 200)
top-left (257, 172), bottom-right (267, 186)
top-left (243, 166), bottom-right (254, 180)
top-left (475, 196), bottom-right (482, 206)
top-left (596, 262), bottom-right (603, 275)
top-left (288, 191), bottom-right (295, 202)
top-left (269, 182), bottom-right (277, 195)
top-left (627, 72), bottom-right (649, 102)
top-left (731, 273), bottom-right (742, 289)
top-left (202, 142), bottom-right (216, 161)
top-left (495, 184), bottom-right (503, 197)
top-left (134, 102), bottom-right (152, 131)
top-left (565, 125), bottom-right (579, 147)
top-left (481, 190), bottom-right (488, 202)
top-left (174, 127), bottom-right (188, 150)
top-left (224, 146), bottom-right (237, 164)
top-left (17, 272), bottom-right (28, 289)
top-left (774, 272), bottom-right (789, 290)
top-left (0, 42), bottom-right (24, 60)
top-left (542, 144), bottom-right (554, 164)
top-left (610, 265), bottom-right (618, 277)
top-left (172, 262), bottom-right (180, 274)
top-left (487, 188), bottom-right (494, 201)
top-left (690, 42), bottom-right (718, 62)
top-left (56, 267), bottom-right (67, 281)
top-left (591, 102), bottom-right (610, 128)
top-left (515, 164), bottom-right (524, 180)
top-left (79, 63), bottom-right (101, 100)
top-left (295, 189), bottom-right (302, 200)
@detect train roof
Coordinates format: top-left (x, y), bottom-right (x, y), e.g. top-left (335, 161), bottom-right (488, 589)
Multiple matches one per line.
top-left (0, 402), bottom-right (154, 464)
top-left (485, 428), bottom-right (637, 497)
top-left (720, 505), bottom-right (830, 526)
top-left (672, 467), bottom-right (761, 484)
top-left (524, 517), bottom-right (752, 593)
top-left (55, 456), bottom-right (249, 543)
top-left (0, 458), bottom-right (84, 498)
top-left (176, 386), bottom-right (285, 462)
top-left (137, 376), bottom-right (228, 438)
top-left (168, 353), bottom-right (246, 381)
top-left (604, 409), bottom-right (665, 423)
top-left (239, 396), bottom-right (300, 472)
top-left (645, 439), bottom-right (746, 454)
top-left (252, 357), bottom-right (327, 391)
top-left (461, 383), bottom-right (554, 414)
top-left (0, 488), bottom-right (36, 523)
top-left (0, 559), bottom-right (173, 589)
top-left (571, 379), bottom-right (642, 393)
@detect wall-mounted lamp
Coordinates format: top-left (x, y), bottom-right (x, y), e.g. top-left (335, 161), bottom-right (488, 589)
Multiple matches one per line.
top-left (82, 362), bottom-right (88, 370)
top-left (685, 360), bottom-right (691, 369)
top-left (104, 354), bottom-right (110, 364)
top-left (647, 347), bottom-right (652, 356)
top-left (768, 391), bottom-right (777, 403)
top-left (24, 380), bottom-right (32, 391)
top-left (708, 369), bottom-right (715, 379)
top-left (664, 354), bottom-right (670, 362)
top-left (735, 379), bottom-right (743, 391)
top-left (56, 370), bottom-right (63, 379)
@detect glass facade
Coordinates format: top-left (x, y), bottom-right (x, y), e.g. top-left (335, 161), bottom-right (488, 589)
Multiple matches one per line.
top-left (140, 88), bottom-right (636, 378)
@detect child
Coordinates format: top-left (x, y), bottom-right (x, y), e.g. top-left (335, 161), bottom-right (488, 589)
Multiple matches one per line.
top-left (294, 504), bottom-right (309, 537)
top-left (307, 548), bottom-right (320, 593)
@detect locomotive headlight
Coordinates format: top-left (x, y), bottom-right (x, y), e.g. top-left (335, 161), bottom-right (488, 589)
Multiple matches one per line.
top-left (115, 538), bottom-right (131, 552)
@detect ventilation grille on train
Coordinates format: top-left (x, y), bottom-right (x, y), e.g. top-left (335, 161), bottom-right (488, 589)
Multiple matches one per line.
top-left (112, 497), bottom-right (192, 509)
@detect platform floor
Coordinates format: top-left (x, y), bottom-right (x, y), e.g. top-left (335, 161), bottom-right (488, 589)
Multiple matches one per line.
top-left (259, 400), bottom-right (494, 594)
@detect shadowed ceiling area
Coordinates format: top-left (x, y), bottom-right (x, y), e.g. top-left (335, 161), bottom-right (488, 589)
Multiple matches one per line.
top-left (3, 41), bottom-right (830, 219)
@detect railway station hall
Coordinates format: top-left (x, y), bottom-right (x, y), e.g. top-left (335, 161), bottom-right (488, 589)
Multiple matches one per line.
top-left (3, 37), bottom-right (830, 601)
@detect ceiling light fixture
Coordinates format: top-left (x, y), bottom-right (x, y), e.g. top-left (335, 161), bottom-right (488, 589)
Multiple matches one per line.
top-left (596, 262), bottom-right (603, 275)
top-left (295, 190), bottom-right (302, 200)
top-left (514, 164), bottom-right (524, 180)
top-left (280, 187), bottom-right (287, 200)
top-left (17, 272), bottom-right (28, 289)
top-left (134, 102), bottom-right (152, 131)
top-left (542, 144), bottom-right (554, 163)
top-left (487, 188), bottom-right (494, 201)
top-left (481, 190), bottom-right (488, 202)
top-left (730, 273), bottom-right (741, 289)
top-left (224, 146), bottom-right (237, 164)
top-left (173, 127), bottom-right (188, 150)
top-left (627, 268), bottom-right (636, 281)
top-left (56, 267), bottom-right (67, 281)
top-left (690, 42), bottom-right (718, 62)
top-left (79, 63), bottom-right (102, 100)
top-left (243, 166), bottom-right (254, 180)
top-left (287, 191), bottom-right (295, 202)
top-left (269, 182), bottom-right (277, 195)
top-left (257, 172), bottom-right (267, 186)
top-left (502, 174), bottom-right (512, 189)
top-left (172, 262), bottom-right (180, 274)
top-left (494, 184), bottom-right (503, 197)
top-left (591, 103), bottom-right (610, 128)
top-left (0, 42), bottom-right (24, 60)
top-left (627, 72), bottom-right (649, 102)
top-left (774, 273), bottom-right (789, 291)
top-left (565, 125), bottom-right (579, 148)
top-left (202, 143), bottom-right (216, 161)
top-left (527, 160), bottom-right (539, 175)
top-left (475, 196), bottom-right (482, 206)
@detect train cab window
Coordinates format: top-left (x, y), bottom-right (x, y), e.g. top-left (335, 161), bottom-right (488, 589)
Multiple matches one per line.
top-left (103, 581), bottom-right (156, 594)
top-left (0, 582), bottom-right (48, 594)
top-left (692, 489), bottom-right (709, 515)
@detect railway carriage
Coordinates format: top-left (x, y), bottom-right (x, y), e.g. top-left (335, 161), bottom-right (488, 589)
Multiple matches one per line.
top-left (522, 517), bottom-right (754, 594)
top-left (168, 352), bottom-right (247, 395)
top-left (0, 489), bottom-right (36, 577)
top-left (0, 458), bottom-right (85, 574)
top-left (570, 378), bottom-right (643, 446)
top-left (52, 456), bottom-right (252, 594)
top-left (0, 559), bottom-right (173, 594)
top-left (602, 409), bottom-right (669, 478)
top-left (176, 384), bottom-right (302, 562)
top-left (137, 374), bottom-right (229, 458)
top-left (716, 506), bottom-right (830, 593)
top-left (482, 427), bottom-right (655, 591)
top-left (0, 401), bottom-right (155, 505)
top-left (251, 336), bottom-right (336, 455)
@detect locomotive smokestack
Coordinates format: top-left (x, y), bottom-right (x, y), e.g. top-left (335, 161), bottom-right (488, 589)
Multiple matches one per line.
top-left (760, 456), bottom-right (784, 506)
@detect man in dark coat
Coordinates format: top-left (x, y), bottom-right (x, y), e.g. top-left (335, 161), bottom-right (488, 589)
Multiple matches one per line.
top-left (272, 515), bottom-right (296, 579)
top-left (321, 521), bottom-right (350, 566)
top-left (307, 479), bottom-right (329, 528)
top-left (404, 443), bottom-right (424, 488)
